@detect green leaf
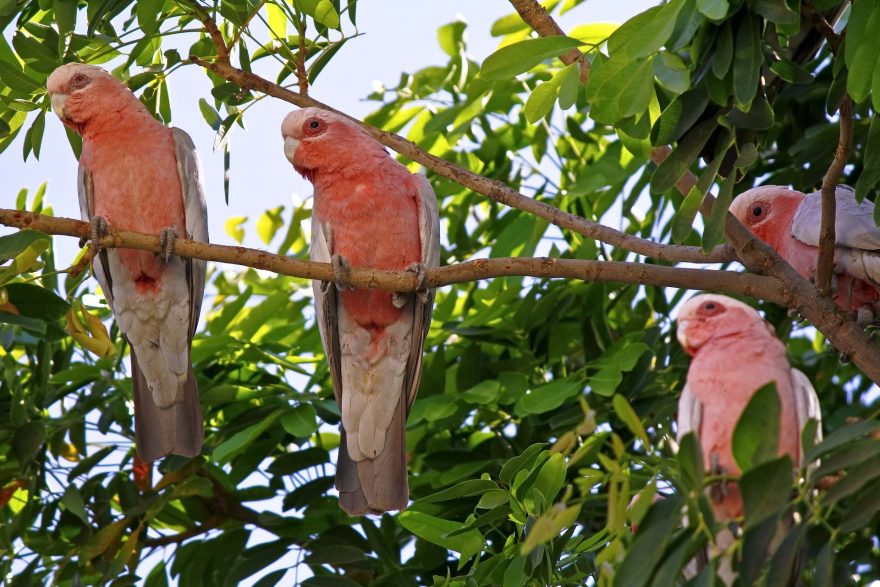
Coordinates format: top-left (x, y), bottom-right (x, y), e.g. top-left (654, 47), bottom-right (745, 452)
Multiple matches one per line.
top-left (612, 394), bottom-right (648, 445)
top-left (587, 337), bottom-right (650, 396)
top-left (677, 432), bottom-right (704, 492)
top-left (614, 495), bottom-right (684, 587)
top-left (398, 511), bottom-right (483, 555)
top-left (461, 380), bottom-right (502, 405)
top-left (213, 410), bottom-right (283, 463)
top-left (696, 0), bottom-right (728, 20)
top-left (224, 215), bottom-right (247, 243)
top-left (524, 77), bottom-right (560, 123)
top-left (557, 61), bottom-right (580, 109)
top-left (256, 206), bottom-right (285, 245)
top-left (490, 12), bottom-right (528, 36)
top-left (418, 479), bottom-right (499, 503)
top-left (653, 51), bottom-right (690, 94)
top-left (437, 20), bottom-right (466, 58)
top-left (136, 0), bottom-right (164, 35)
top-left (856, 116), bottom-right (880, 204)
top-left (586, 54), bottom-right (655, 125)
top-left (61, 486), bottom-right (89, 524)
top-left (81, 519), bottom-right (127, 560)
top-left (740, 455), bottom-right (792, 527)
top-left (765, 524), bottom-right (807, 587)
top-left (198, 98), bottom-right (222, 131)
top-left (651, 90), bottom-right (709, 145)
top-left (516, 378), bottom-right (581, 415)
top-left (753, 0), bottom-right (797, 25)
top-left (845, 1), bottom-right (880, 104)
top-left (701, 172), bottom-right (735, 250)
top-left (732, 382), bottom-right (781, 472)
top-left (53, 0), bottom-right (77, 38)
top-left (13, 421), bottom-right (45, 463)
top-left (712, 22), bottom-right (733, 78)
top-left (651, 117), bottom-right (716, 194)
top-left (480, 36), bottom-right (583, 80)
top-left (298, 0), bottom-right (340, 29)
top-left (671, 185), bottom-right (707, 243)
top-left (0, 230), bottom-right (50, 262)
top-left (607, 3), bottom-right (682, 59)
top-left (732, 12), bottom-right (762, 109)
top-left (280, 404), bottom-right (318, 437)
top-left (266, 2), bottom-right (287, 40)
top-left (5, 283), bottom-right (69, 320)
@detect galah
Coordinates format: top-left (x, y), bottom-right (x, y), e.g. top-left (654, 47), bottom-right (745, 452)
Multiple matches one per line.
top-left (676, 294), bottom-right (821, 584)
top-left (729, 185), bottom-right (880, 323)
top-left (47, 63), bottom-right (208, 462)
top-left (281, 107), bottom-right (440, 515)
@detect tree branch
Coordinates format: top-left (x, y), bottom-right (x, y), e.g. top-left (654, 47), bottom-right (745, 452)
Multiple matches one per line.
top-left (144, 515), bottom-right (223, 547)
top-left (190, 57), bottom-right (729, 265)
top-left (817, 97), bottom-right (853, 295)
top-left (184, 1), bottom-right (229, 62)
top-left (508, 0), bottom-right (590, 83)
top-left (0, 209), bottom-right (785, 303)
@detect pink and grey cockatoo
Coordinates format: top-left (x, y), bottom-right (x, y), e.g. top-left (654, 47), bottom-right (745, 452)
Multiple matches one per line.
top-left (729, 185), bottom-right (880, 323)
top-left (47, 63), bottom-right (208, 462)
top-left (281, 107), bottom-right (440, 515)
top-left (676, 294), bottom-right (821, 584)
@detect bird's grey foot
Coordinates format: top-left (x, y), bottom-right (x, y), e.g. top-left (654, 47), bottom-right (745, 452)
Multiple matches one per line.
top-left (332, 254), bottom-right (355, 291)
top-left (856, 306), bottom-right (874, 329)
top-left (89, 216), bottom-right (109, 251)
top-left (393, 262), bottom-right (428, 308)
top-left (709, 452), bottom-right (729, 502)
top-left (786, 307), bottom-right (806, 324)
top-left (157, 227), bottom-right (177, 262)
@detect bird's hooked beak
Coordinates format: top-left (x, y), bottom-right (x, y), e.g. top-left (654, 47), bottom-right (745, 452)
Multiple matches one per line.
top-left (50, 93), bottom-right (69, 122)
top-left (676, 320), bottom-right (696, 355)
top-left (283, 136), bottom-right (300, 164)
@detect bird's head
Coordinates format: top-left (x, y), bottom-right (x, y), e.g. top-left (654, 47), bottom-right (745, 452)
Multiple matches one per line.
top-left (280, 107), bottom-right (383, 180)
top-left (46, 63), bottom-right (137, 134)
top-left (728, 185), bottom-right (806, 246)
top-left (676, 294), bottom-right (770, 355)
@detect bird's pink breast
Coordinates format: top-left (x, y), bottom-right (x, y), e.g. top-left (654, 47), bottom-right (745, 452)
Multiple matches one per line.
top-left (315, 169), bottom-right (421, 332)
top-left (81, 123), bottom-right (185, 292)
top-left (687, 333), bottom-right (800, 519)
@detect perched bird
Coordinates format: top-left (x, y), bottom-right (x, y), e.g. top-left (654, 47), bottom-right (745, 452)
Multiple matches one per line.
top-left (281, 107), bottom-right (440, 515)
top-left (47, 63), bottom-right (208, 462)
top-left (676, 294), bottom-right (821, 584)
top-left (729, 185), bottom-right (880, 324)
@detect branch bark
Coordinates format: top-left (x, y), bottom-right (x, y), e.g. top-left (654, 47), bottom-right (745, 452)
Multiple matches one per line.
top-left (817, 97), bottom-right (853, 295)
top-left (0, 209), bottom-right (786, 303)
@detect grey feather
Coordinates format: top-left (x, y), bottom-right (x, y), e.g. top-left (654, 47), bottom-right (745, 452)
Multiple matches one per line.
top-left (676, 384), bottom-right (702, 442)
top-left (790, 368), bottom-right (822, 466)
top-left (792, 186), bottom-right (880, 251)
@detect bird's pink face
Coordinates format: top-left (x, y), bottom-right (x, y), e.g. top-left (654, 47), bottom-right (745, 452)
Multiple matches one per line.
top-left (46, 64), bottom-right (117, 133)
top-left (676, 294), bottom-right (763, 356)
top-left (729, 186), bottom-right (804, 246)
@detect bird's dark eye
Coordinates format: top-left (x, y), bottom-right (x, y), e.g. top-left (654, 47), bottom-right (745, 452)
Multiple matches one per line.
top-left (309, 120), bottom-right (320, 129)
top-left (697, 301), bottom-right (724, 317)
top-left (303, 117), bottom-right (325, 136)
top-left (747, 201), bottom-right (770, 223)
top-left (71, 73), bottom-right (90, 89)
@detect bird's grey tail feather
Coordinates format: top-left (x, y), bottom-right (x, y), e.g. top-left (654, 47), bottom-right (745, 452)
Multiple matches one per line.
top-left (336, 394), bottom-right (408, 515)
top-left (132, 350), bottom-right (203, 463)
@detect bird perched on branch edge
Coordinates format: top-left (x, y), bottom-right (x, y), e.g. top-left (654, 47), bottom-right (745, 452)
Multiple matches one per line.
top-left (281, 107), bottom-right (440, 515)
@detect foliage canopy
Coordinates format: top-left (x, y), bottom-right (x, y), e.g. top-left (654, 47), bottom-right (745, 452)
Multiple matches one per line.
top-left (1, 0), bottom-right (880, 585)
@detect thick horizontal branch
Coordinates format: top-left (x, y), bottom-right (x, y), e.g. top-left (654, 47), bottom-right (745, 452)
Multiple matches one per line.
top-left (187, 57), bottom-right (732, 266)
top-left (0, 209), bottom-right (786, 303)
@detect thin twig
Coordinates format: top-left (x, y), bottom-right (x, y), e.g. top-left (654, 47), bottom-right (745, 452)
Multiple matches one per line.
top-left (0, 209), bottom-right (784, 302)
top-left (817, 97), bottom-right (853, 295)
top-left (144, 515), bottom-right (224, 547)
top-left (228, 0), bottom-right (266, 50)
top-left (508, 0), bottom-right (590, 83)
top-left (184, 0), bottom-right (229, 62)
top-left (296, 17), bottom-right (308, 96)
top-left (190, 56), bottom-right (730, 265)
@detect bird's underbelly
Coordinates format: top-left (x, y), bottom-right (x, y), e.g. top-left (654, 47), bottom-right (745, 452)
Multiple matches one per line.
top-left (88, 155), bottom-right (186, 293)
top-left (331, 216), bottom-right (421, 331)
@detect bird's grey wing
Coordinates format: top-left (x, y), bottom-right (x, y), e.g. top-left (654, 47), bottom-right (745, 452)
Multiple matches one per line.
top-left (790, 368), bottom-right (822, 467)
top-left (310, 215), bottom-right (342, 404)
top-left (676, 384), bottom-right (702, 443)
top-left (78, 166), bottom-right (113, 306)
top-left (792, 186), bottom-right (880, 251)
top-left (171, 127), bottom-right (209, 339)
top-left (402, 174), bottom-right (440, 413)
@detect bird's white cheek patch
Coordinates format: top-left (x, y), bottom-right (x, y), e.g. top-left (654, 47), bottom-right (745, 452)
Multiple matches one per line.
top-left (283, 137), bottom-right (300, 163)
